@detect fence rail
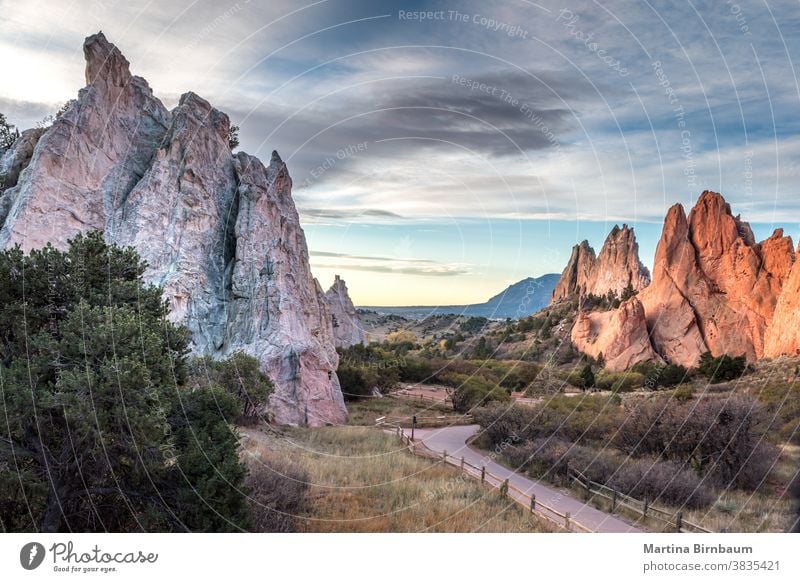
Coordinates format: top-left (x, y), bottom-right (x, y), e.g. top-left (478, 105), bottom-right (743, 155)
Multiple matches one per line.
top-left (568, 467), bottom-right (710, 533)
top-left (392, 391), bottom-right (451, 405)
top-left (377, 419), bottom-right (591, 533)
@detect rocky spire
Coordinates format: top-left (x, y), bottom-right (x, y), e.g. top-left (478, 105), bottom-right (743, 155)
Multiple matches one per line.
top-left (325, 275), bottom-right (366, 348)
top-left (0, 32), bottom-right (170, 251)
top-left (550, 240), bottom-right (596, 302)
top-left (639, 191), bottom-right (794, 365)
top-left (0, 32), bottom-right (347, 426)
top-left (585, 224), bottom-right (650, 297)
top-left (550, 224), bottom-right (649, 304)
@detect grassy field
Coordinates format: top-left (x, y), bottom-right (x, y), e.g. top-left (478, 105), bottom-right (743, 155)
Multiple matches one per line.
top-left (240, 425), bottom-right (553, 532)
top-left (345, 394), bottom-right (469, 427)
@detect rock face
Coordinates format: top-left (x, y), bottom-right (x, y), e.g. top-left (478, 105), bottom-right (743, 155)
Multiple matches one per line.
top-left (0, 32), bottom-right (346, 426)
top-left (551, 225), bottom-right (649, 303)
top-left (571, 297), bottom-right (661, 371)
top-left (639, 191), bottom-right (794, 367)
top-left (0, 33), bottom-right (170, 251)
top-left (764, 243), bottom-right (800, 357)
top-left (325, 275), bottom-right (366, 348)
top-left (551, 240), bottom-right (596, 302)
top-left (0, 127), bottom-right (44, 225)
top-left (585, 224), bottom-right (651, 297)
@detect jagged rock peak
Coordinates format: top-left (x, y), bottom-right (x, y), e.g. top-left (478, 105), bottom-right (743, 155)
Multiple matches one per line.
top-left (587, 223), bottom-right (651, 297)
top-left (84, 32), bottom-right (132, 86)
top-left (640, 190), bottom-right (795, 366)
top-left (550, 223), bottom-right (649, 304)
top-left (325, 275), bottom-right (366, 348)
top-left (0, 31), bottom-right (347, 426)
top-left (550, 240), bottom-right (596, 303)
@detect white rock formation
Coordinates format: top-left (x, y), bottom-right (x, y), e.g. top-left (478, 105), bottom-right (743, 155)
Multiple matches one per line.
top-left (0, 32), bottom-right (346, 426)
top-left (325, 275), bottom-right (366, 348)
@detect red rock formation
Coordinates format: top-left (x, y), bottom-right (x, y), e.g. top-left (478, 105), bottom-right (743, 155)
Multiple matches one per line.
top-left (571, 297), bottom-right (661, 371)
top-left (764, 241), bottom-right (800, 357)
top-left (551, 240), bottom-right (596, 302)
top-left (551, 224), bottom-right (649, 304)
top-left (639, 191), bottom-right (794, 366)
top-left (585, 224), bottom-right (651, 297)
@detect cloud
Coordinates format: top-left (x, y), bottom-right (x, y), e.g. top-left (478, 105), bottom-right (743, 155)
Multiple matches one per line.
top-left (309, 250), bottom-right (469, 276)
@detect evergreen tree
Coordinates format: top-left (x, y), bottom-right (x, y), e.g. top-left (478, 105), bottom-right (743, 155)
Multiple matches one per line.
top-left (579, 364), bottom-right (595, 391)
top-left (0, 232), bottom-right (250, 532)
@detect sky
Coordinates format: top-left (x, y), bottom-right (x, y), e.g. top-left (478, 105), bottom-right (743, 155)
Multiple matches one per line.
top-left (2, 0), bottom-right (800, 305)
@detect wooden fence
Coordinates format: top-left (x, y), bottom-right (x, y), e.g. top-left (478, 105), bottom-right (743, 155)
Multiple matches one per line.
top-left (567, 467), bottom-right (711, 533)
top-left (391, 391), bottom-right (452, 405)
top-left (378, 420), bottom-right (591, 533)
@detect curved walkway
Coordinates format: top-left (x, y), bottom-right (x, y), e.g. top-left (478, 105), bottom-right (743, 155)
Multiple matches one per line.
top-left (413, 425), bottom-right (642, 533)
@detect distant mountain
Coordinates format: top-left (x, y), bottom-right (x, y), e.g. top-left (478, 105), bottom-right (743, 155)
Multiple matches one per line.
top-left (359, 274), bottom-right (560, 320)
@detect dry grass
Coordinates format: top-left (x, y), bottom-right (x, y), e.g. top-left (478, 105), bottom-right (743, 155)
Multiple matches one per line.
top-left (240, 425), bottom-right (553, 533)
top-left (564, 445), bottom-right (798, 533)
top-left (345, 395), bottom-right (468, 427)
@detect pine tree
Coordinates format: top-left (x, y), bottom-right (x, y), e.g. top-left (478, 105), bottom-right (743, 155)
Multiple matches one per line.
top-left (0, 232), bottom-right (250, 532)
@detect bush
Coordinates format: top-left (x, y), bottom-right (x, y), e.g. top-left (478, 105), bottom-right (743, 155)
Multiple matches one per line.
top-left (398, 356), bottom-right (433, 383)
top-left (504, 438), bottom-right (713, 509)
top-left (595, 371), bottom-right (645, 392)
top-left (336, 344), bottom-right (402, 400)
top-left (672, 384), bottom-right (694, 401)
top-left (607, 458), bottom-right (713, 509)
top-left (438, 372), bottom-right (510, 412)
top-left (246, 459), bottom-right (309, 532)
top-left (615, 395), bottom-right (775, 490)
top-left (659, 364), bottom-right (689, 387)
top-left (697, 351), bottom-right (747, 383)
top-left (187, 352), bottom-right (273, 422)
top-left (474, 395), bottom-right (622, 445)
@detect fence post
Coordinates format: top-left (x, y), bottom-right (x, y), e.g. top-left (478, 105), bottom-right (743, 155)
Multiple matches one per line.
top-left (612, 489), bottom-right (617, 513)
top-left (676, 511), bottom-right (683, 533)
top-left (643, 495), bottom-right (649, 517)
top-left (565, 512), bottom-right (571, 530)
top-left (481, 466), bottom-right (485, 483)
top-left (460, 456), bottom-right (465, 470)
top-left (501, 479), bottom-right (509, 497)
top-left (530, 494), bottom-right (536, 513)
top-left (443, 450), bottom-right (447, 464)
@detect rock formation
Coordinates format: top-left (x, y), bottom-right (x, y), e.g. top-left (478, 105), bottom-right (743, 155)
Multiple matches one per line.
top-left (325, 275), bottom-right (366, 347)
top-left (763, 242), bottom-right (800, 357)
top-left (571, 297), bottom-right (661, 371)
top-left (585, 224), bottom-right (651, 297)
top-left (638, 191), bottom-right (794, 367)
top-left (0, 32), bottom-right (346, 425)
top-left (551, 224), bottom-right (650, 303)
top-left (550, 240), bottom-right (596, 302)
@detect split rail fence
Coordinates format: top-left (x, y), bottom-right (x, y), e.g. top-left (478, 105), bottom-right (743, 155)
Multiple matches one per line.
top-left (378, 419), bottom-right (591, 532)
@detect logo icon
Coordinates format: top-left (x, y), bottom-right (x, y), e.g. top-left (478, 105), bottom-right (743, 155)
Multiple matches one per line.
top-left (20, 542), bottom-right (45, 570)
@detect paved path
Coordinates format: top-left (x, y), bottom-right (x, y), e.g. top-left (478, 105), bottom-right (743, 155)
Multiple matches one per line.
top-left (414, 425), bottom-right (642, 533)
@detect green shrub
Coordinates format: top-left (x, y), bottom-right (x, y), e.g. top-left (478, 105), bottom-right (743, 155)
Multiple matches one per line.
top-left (672, 384), bottom-right (695, 401)
top-left (697, 351), bottom-right (747, 383)
top-left (398, 356), bottom-right (433, 383)
top-left (336, 344), bottom-right (402, 400)
top-left (187, 352), bottom-right (273, 422)
top-left (595, 371), bottom-right (645, 392)
top-left (438, 372), bottom-right (510, 413)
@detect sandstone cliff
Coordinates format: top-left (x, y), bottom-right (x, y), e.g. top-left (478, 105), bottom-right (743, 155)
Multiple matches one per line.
top-left (0, 32), bottom-right (346, 425)
top-left (639, 191), bottom-right (794, 366)
top-left (571, 297), bottom-right (661, 371)
top-left (325, 275), bottom-right (366, 348)
top-left (551, 224), bottom-right (649, 303)
top-left (550, 240), bottom-right (596, 302)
